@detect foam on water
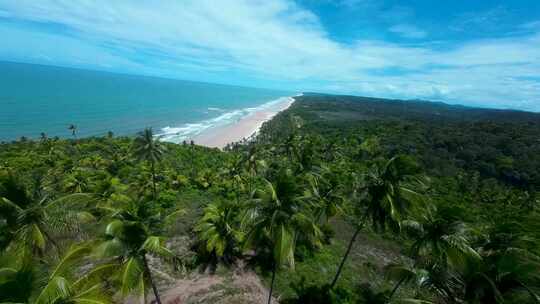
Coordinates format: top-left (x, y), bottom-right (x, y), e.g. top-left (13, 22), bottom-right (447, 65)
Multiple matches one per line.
top-left (156, 96), bottom-right (294, 143)
top-left (0, 62), bottom-right (295, 141)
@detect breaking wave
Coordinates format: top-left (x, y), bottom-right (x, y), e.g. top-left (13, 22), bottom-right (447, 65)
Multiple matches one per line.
top-left (156, 96), bottom-right (295, 143)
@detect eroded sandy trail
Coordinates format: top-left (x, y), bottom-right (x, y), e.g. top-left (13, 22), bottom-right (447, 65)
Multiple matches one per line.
top-left (141, 236), bottom-right (277, 304)
top-left (151, 270), bottom-right (277, 304)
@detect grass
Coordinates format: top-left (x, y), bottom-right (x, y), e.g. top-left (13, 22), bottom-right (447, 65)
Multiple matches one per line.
top-left (258, 218), bottom-right (410, 301)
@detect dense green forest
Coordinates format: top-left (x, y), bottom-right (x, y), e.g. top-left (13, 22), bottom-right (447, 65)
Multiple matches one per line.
top-left (1, 94), bottom-right (539, 304)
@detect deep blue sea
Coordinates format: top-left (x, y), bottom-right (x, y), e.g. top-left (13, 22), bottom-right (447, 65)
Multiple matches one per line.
top-left (0, 61), bottom-right (292, 142)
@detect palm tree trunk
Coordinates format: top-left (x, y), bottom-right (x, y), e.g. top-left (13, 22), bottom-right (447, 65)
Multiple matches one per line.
top-left (151, 161), bottom-right (157, 201)
top-left (267, 262), bottom-right (277, 304)
top-left (143, 254), bottom-right (162, 304)
top-left (387, 276), bottom-right (406, 302)
top-left (329, 225), bottom-right (361, 289)
top-left (388, 259), bottom-right (419, 303)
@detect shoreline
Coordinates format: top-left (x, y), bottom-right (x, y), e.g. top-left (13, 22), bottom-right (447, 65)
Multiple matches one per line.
top-left (192, 95), bottom-right (297, 149)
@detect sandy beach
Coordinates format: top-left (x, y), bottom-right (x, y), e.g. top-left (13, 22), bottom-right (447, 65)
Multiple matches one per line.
top-left (193, 96), bottom-right (295, 148)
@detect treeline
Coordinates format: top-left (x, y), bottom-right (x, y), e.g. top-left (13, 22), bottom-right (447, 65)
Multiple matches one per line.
top-left (0, 94), bottom-right (539, 304)
top-left (263, 94), bottom-right (540, 190)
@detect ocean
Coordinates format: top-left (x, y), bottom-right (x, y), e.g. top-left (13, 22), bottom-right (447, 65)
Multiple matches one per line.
top-left (0, 61), bottom-right (293, 142)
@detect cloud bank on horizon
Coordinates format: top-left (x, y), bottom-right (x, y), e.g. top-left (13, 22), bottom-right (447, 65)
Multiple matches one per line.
top-left (0, 0), bottom-right (539, 111)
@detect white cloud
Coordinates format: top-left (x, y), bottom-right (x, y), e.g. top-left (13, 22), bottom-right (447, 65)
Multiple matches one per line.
top-left (0, 0), bottom-right (539, 111)
top-left (388, 24), bottom-right (427, 39)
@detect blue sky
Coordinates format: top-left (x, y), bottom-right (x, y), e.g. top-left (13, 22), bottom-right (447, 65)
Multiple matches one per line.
top-left (1, 0), bottom-right (539, 111)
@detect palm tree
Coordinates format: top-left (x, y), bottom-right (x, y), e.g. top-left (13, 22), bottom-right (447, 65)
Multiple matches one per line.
top-left (386, 207), bottom-right (480, 302)
top-left (329, 155), bottom-right (425, 289)
top-left (304, 169), bottom-right (344, 224)
top-left (278, 115), bottom-right (303, 164)
top-left (243, 169), bottom-right (321, 304)
top-left (403, 206), bottom-right (480, 268)
top-left (242, 145), bottom-right (262, 194)
top-left (68, 124), bottom-right (77, 138)
top-left (95, 219), bottom-right (173, 304)
top-left (0, 244), bottom-right (112, 304)
top-left (133, 128), bottom-right (165, 200)
top-left (224, 155), bottom-right (245, 204)
top-left (38, 132), bottom-right (52, 152)
top-left (282, 133), bottom-right (299, 163)
top-left (388, 247), bottom-right (540, 304)
top-left (323, 139), bottom-right (339, 162)
top-left (0, 251), bottom-right (35, 302)
top-left (296, 138), bottom-right (316, 173)
top-left (195, 200), bottom-right (244, 265)
top-left (189, 140), bottom-right (197, 178)
top-left (95, 198), bottom-right (183, 304)
top-left (64, 169), bottom-right (91, 193)
top-left (385, 262), bottom-right (449, 303)
top-left (459, 228), bottom-right (540, 304)
top-left (0, 174), bottom-right (94, 255)
top-left (389, 218), bottom-right (540, 304)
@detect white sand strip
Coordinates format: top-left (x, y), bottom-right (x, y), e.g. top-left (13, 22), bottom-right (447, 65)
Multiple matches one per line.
top-left (193, 96), bottom-right (295, 148)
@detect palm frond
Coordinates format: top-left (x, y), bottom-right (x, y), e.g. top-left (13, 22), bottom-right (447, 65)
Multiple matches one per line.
top-left (120, 257), bottom-right (144, 297)
top-left (0, 267), bottom-right (18, 278)
top-left (16, 224), bottom-right (46, 252)
top-left (93, 239), bottom-right (124, 258)
top-left (76, 211), bottom-right (96, 224)
top-left (73, 264), bottom-right (117, 290)
top-left (385, 264), bottom-right (417, 284)
top-left (44, 193), bottom-right (96, 210)
top-left (443, 234), bottom-right (481, 268)
top-left (164, 208), bottom-right (186, 226)
top-left (50, 244), bottom-right (91, 278)
top-left (35, 276), bottom-right (72, 304)
top-left (72, 298), bottom-right (110, 304)
top-left (274, 225), bottom-right (295, 269)
top-left (0, 197), bottom-right (23, 213)
top-left (400, 220), bottom-right (423, 236)
top-left (104, 220), bottom-right (124, 238)
top-left (141, 236), bottom-right (174, 258)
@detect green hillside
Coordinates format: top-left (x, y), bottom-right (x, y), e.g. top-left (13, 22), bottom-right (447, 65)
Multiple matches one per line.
top-left (1, 94), bottom-right (539, 304)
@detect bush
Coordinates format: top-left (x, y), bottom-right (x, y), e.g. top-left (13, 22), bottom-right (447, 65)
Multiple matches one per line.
top-left (283, 278), bottom-right (357, 304)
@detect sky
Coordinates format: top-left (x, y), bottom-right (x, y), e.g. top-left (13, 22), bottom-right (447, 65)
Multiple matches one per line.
top-left (1, 0), bottom-right (540, 111)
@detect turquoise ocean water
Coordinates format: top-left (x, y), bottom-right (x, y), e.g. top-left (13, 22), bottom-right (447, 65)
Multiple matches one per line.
top-left (0, 61), bottom-right (292, 142)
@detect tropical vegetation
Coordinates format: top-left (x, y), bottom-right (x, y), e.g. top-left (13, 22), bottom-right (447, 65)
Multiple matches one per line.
top-left (1, 94), bottom-right (539, 303)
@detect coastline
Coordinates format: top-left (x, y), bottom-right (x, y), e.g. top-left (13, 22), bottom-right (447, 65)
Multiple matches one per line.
top-left (193, 95), bottom-right (296, 148)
